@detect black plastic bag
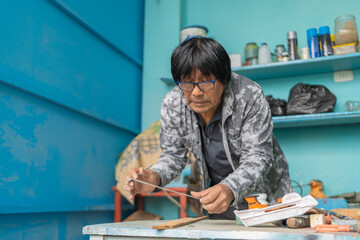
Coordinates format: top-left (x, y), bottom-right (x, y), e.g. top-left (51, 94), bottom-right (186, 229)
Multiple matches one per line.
top-left (286, 83), bottom-right (337, 115)
top-left (266, 95), bottom-right (287, 116)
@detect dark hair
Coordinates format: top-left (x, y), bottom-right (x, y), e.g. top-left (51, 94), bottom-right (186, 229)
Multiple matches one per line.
top-left (171, 38), bottom-right (231, 85)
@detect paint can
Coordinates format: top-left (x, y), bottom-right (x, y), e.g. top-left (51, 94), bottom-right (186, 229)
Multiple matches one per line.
top-left (180, 25), bottom-right (208, 42)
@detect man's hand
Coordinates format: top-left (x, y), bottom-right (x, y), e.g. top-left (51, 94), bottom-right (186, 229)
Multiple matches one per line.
top-left (124, 167), bottom-right (161, 201)
top-left (190, 184), bottom-right (235, 214)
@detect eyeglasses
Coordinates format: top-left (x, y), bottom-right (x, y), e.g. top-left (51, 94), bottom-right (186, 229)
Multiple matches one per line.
top-left (176, 77), bottom-right (217, 92)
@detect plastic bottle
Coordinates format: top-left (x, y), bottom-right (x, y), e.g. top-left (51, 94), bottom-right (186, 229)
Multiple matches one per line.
top-left (287, 31), bottom-right (299, 60)
top-left (258, 43), bottom-right (272, 64)
top-left (307, 28), bottom-right (321, 58)
top-left (344, 101), bottom-right (360, 111)
top-left (319, 26), bottom-right (333, 56)
top-left (300, 47), bottom-right (310, 59)
top-left (281, 52), bottom-right (289, 62)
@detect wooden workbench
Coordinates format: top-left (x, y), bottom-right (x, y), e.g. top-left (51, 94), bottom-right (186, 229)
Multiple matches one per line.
top-left (83, 219), bottom-right (360, 239)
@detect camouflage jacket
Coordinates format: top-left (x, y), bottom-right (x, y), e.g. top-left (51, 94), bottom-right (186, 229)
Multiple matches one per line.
top-left (151, 72), bottom-right (292, 207)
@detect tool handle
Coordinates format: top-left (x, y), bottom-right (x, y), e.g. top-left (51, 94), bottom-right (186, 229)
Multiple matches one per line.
top-left (316, 224), bottom-right (350, 232)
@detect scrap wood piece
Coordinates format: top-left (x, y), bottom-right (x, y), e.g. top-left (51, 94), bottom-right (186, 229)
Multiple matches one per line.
top-left (152, 216), bottom-right (208, 229)
top-left (331, 209), bottom-right (360, 220)
top-left (123, 210), bottom-right (162, 222)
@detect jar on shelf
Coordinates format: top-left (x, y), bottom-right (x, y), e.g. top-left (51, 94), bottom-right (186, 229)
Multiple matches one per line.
top-left (245, 42), bottom-right (259, 65)
top-left (334, 14), bottom-right (358, 45)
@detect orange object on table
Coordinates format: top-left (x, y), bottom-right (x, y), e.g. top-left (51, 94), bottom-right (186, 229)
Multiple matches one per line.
top-left (244, 196), bottom-right (269, 209)
top-left (112, 186), bottom-right (189, 222)
top-left (316, 224), bottom-right (350, 232)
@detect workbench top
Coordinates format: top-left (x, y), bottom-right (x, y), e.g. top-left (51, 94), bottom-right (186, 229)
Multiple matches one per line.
top-left (83, 219), bottom-right (360, 239)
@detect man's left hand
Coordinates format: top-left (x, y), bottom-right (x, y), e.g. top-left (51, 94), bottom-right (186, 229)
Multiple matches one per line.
top-left (190, 184), bottom-right (235, 214)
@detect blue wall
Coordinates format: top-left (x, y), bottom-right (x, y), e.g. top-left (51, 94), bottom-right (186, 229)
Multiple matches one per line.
top-left (142, 0), bottom-right (360, 203)
top-left (0, 0), bottom-right (144, 239)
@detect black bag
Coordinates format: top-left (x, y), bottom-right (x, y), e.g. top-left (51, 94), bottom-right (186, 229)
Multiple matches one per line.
top-left (266, 95), bottom-right (287, 116)
top-left (286, 83), bottom-right (337, 115)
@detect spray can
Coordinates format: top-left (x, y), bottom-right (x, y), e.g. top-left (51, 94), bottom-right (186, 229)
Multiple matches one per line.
top-left (287, 31), bottom-right (299, 60)
top-left (307, 28), bottom-right (321, 58)
top-left (319, 26), bottom-right (333, 56)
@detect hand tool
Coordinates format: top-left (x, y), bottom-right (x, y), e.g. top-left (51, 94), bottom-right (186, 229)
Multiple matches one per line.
top-left (286, 216), bottom-right (310, 228)
top-left (316, 224), bottom-right (359, 233)
top-left (128, 177), bottom-right (200, 200)
top-left (127, 164), bottom-right (153, 183)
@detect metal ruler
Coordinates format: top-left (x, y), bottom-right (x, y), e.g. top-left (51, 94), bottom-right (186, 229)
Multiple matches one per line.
top-left (129, 178), bottom-right (200, 200)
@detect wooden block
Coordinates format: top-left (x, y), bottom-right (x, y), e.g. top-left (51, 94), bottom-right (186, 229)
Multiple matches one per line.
top-left (331, 209), bottom-right (360, 220)
top-left (123, 210), bottom-right (162, 222)
top-left (152, 216), bottom-right (208, 229)
top-left (310, 214), bottom-right (325, 228)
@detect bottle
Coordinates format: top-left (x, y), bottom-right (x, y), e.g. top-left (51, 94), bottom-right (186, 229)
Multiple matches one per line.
top-left (334, 14), bottom-right (358, 46)
top-left (319, 26), bottom-right (333, 56)
top-left (300, 47), bottom-right (310, 60)
top-left (245, 43), bottom-right (259, 65)
top-left (307, 28), bottom-right (321, 58)
top-left (344, 101), bottom-right (360, 111)
top-left (281, 52), bottom-right (289, 62)
top-left (258, 43), bottom-right (272, 64)
top-left (287, 31), bottom-right (299, 60)
top-left (275, 44), bottom-right (286, 62)
top-left (330, 34), bottom-right (335, 47)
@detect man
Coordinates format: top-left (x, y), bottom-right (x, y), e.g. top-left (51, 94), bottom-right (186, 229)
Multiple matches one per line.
top-left (125, 37), bottom-right (292, 219)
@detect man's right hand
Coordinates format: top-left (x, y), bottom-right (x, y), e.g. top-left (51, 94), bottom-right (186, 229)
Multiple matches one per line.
top-left (124, 167), bottom-right (161, 201)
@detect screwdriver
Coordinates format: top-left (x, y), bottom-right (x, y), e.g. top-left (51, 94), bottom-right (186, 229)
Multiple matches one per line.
top-left (316, 224), bottom-right (359, 233)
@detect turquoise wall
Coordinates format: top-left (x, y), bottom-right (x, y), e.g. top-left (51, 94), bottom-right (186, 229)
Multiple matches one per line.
top-left (142, 0), bottom-right (360, 207)
top-left (0, 0), bottom-right (144, 239)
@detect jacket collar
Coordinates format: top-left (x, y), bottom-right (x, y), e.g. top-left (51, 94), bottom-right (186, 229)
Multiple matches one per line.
top-left (221, 82), bottom-right (235, 122)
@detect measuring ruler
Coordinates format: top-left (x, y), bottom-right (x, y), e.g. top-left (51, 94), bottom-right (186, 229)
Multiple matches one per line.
top-left (128, 178), bottom-right (200, 200)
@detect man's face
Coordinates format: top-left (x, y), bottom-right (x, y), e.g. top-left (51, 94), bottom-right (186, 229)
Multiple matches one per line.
top-left (182, 69), bottom-right (224, 117)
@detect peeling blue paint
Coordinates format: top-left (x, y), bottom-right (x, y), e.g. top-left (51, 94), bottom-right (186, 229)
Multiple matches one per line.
top-left (0, 0), bottom-right (144, 239)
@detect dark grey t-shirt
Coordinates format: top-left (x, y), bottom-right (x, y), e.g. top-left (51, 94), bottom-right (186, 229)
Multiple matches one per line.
top-left (196, 101), bottom-right (247, 219)
top-left (196, 101), bottom-right (232, 186)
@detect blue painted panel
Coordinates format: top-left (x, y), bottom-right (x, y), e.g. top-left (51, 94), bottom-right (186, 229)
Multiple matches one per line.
top-left (0, 0), bottom-right (144, 239)
top-left (0, 81), bottom-right (133, 211)
top-left (316, 199), bottom-right (348, 211)
top-left (0, 211), bottom-right (113, 240)
top-left (0, 0), bottom-right (142, 132)
top-left (55, 0), bottom-right (144, 63)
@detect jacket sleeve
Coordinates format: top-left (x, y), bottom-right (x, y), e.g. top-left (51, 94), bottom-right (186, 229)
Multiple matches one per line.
top-left (151, 94), bottom-right (188, 188)
top-left (220, 90), bottom-right (274, 208)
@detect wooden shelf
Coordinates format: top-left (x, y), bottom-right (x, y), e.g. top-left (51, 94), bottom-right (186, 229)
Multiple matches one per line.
top-left (161, 52), bottom-right (360, 83)
top-left (273, 111), bottom-right (360, 128)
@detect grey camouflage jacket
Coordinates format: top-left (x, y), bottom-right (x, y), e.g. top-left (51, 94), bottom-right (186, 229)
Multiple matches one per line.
top-left (151, 72), bottom-right (292, 208)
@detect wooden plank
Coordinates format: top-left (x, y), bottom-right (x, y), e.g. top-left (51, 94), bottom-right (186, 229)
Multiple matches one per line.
top-left (152, 216), bottom-right (208, 229)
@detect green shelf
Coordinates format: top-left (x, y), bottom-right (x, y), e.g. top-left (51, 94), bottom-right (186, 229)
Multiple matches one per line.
top-left (161, 52), bottom-right (360, 83)
top-left (273, 111), bottom-right (360, 128)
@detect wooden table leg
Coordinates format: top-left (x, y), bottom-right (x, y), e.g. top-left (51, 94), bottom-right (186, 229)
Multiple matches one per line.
top-left (180, 195), bottom-right (187, 218)
top-left (138, 196), bottom-right (144, 210)
top-left (114, 190), bottom-right (122, 222)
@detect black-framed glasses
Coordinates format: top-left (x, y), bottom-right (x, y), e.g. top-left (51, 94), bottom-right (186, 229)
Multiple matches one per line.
top-left (176, 77), bottom-right (217, 92)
